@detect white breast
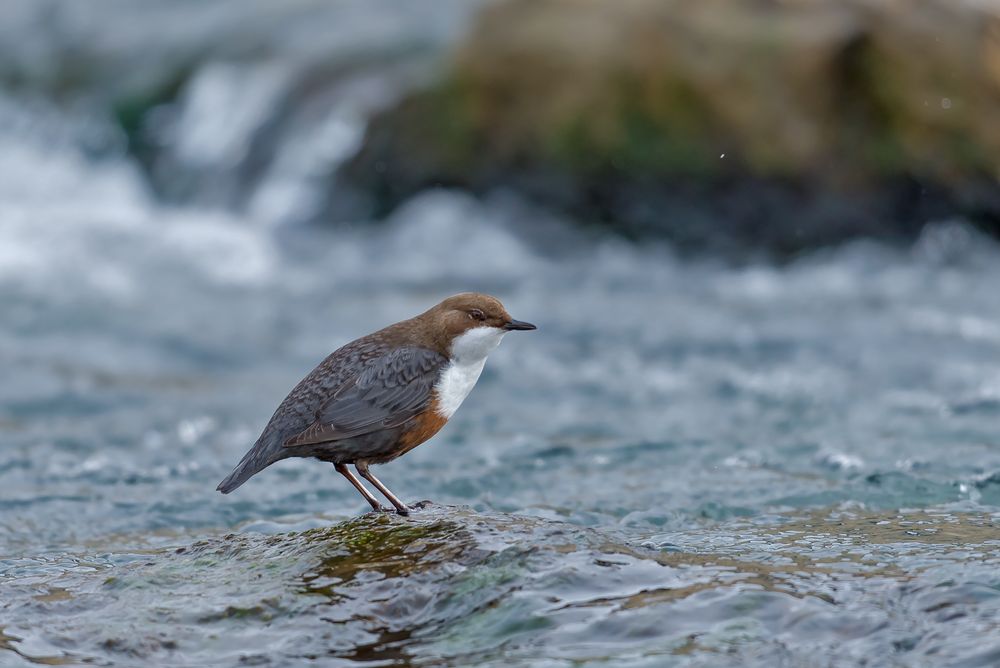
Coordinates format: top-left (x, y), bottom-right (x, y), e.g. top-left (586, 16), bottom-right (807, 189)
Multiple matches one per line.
top-left (434, 326), bottom-right (506, 419)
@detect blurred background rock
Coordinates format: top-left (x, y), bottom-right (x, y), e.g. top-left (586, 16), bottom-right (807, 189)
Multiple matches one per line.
top-left (345, 0), bottom-right (1000, 255)
top-left (6, 0), bottom-right (999, 256)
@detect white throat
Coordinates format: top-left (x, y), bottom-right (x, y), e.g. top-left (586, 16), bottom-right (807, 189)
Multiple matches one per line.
top-left (434, 326), bottom-right (506, 419)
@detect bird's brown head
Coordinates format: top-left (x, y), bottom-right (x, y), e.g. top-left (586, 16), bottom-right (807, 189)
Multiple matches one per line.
top-left (411, 292), bottom-right (536, 358)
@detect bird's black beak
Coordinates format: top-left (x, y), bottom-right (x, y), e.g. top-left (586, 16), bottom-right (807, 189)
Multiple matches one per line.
top-left (504, 319), bottom-right (537, 331)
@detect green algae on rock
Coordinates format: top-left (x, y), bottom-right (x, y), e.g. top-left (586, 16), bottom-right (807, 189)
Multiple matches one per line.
top-left (5, 506), bottom-right (1000, 665)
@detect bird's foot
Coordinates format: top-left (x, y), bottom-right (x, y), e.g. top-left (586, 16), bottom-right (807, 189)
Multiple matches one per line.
top-left (367, 504), bottom-right (393, 514)
top-left (394, 500), bottom-right (435, 516)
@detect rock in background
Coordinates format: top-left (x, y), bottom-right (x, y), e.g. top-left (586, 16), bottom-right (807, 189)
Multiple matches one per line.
top-left (337, 0), bottom-right (1000, 256)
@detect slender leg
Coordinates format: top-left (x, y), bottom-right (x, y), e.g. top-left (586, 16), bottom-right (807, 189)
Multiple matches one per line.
top-left (355, 462), bottom-right (410, 516)
top-left (335, 463), bottom-right (388, 513)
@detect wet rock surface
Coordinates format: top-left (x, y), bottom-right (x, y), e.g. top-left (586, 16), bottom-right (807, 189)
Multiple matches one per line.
top-left (4, 506), bottom-right (1000, 666)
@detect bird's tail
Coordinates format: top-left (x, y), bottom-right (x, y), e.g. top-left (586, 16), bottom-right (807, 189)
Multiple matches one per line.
top-left (216, 436), bottom-right (280, 494)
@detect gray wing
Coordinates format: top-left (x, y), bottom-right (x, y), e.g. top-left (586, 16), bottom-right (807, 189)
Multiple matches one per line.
top-left (282, 346), bottom-right (447, 448)
top-left (217, 335), bottom-right (402, 493)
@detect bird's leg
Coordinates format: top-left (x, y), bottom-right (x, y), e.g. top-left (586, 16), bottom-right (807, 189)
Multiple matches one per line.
top-left (355, 462), bottom-right (410, 516)
top-left (335, 463), bottom-right (388, 513)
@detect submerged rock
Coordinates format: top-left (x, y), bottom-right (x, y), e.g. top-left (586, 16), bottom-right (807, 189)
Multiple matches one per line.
top-left (337, 0), bottom-right (1000, 255)
top-left (5, 506), bottom-right (1000, 665)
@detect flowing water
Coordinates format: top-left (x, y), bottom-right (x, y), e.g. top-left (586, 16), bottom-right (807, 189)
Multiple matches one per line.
top-left (4, 5), bottom-right (1000, 666)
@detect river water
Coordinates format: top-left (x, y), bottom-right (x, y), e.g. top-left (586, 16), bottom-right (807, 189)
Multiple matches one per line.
top-left (4, 5), bottom-right (1000, 666)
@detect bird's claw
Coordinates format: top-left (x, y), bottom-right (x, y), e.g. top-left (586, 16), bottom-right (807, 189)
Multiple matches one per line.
top-left (367, 500), bottom-right (432, 516)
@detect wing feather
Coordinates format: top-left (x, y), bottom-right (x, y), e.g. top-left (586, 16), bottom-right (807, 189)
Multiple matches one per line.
top-left (282, 347), bottom-right (446, 448)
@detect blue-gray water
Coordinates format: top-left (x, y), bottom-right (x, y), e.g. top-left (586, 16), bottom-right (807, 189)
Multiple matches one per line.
top-left (4, 6), bottom-right (1000, 666)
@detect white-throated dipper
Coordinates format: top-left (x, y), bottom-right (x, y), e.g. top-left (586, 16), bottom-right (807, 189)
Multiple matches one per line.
top-left (217, 293), bottom-right (536, 515)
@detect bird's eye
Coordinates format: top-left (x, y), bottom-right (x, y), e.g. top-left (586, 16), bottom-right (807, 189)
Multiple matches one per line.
top-left (469, 309), bottom-right (486, 321)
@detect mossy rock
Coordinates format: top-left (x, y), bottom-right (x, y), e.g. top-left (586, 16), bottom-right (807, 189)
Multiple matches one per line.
top-left (337, 0), bottom-right (1000, 254)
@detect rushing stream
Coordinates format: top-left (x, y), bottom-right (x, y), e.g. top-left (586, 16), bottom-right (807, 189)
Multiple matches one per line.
top-left (3, 3), bottom-right (1000, 666)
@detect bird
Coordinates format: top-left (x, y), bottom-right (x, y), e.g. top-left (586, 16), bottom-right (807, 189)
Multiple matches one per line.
top-left (216, 292), bottom-right (536, 515)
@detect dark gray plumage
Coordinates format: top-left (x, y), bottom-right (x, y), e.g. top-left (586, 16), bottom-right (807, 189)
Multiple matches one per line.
top-left (216, 338), bottom-right (445, 494)
top-left (284, 347), bottom-right (446, 447)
